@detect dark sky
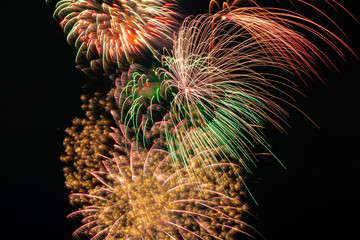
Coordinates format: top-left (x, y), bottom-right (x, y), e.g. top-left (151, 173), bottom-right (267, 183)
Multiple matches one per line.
top-left (2, 1), bottom-right (359, 239)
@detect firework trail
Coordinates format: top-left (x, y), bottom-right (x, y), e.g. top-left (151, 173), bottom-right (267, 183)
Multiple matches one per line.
top-left (53, 0), bottom-right (355, 239)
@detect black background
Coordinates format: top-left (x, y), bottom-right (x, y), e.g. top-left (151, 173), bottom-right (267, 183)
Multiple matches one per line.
top-left (2, 1), bottom-right (359, 239)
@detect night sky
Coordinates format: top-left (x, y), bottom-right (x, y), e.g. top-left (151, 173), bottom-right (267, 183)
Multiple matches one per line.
top-left (2, 1), bottom-right (360, 239)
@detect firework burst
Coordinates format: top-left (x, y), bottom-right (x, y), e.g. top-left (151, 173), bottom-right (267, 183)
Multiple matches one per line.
top-left (68, 122), bottom-right (258, 239)
top-left (53, 0), bottom-right (356, 239)
top-left (63, 60), bottom-right (260, 239)
top-left (157, 4), bottom-right (353, 176)
top-left (54, 0), bottom-right (180, 79)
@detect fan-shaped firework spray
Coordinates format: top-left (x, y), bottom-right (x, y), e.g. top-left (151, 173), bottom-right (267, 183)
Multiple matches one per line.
top-left (157, 4), bottom-right (353, 179)
top-left (53, 0), bottom-right (356, 239)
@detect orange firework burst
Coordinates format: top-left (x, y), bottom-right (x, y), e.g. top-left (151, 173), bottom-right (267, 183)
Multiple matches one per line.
top-left (54, 0), bottom-right (180, 78)
top-left (68, 122), bottom-right (259, 240)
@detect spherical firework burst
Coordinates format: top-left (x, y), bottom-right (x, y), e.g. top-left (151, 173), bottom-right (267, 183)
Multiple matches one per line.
top-left (68, 123), bottom-right (259, 240)
top-left (54, 0), bottom-right (180, 78)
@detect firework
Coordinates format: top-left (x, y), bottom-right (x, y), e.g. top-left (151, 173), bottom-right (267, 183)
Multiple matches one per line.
top-left (53, 0), bottom-right (355, 239)
top-left (68, 119), bottom-right (259, 239)
top-left (157, 3), bottom-right (352, 175)
top-left (54, 0), bottom-right (180, 79)
top-left (62, 89), bottom-right (118, 194)
top-left (61, 61), bottom-right (261, 239)
top-left (113, 63), bottom-right (169, 148)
